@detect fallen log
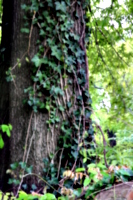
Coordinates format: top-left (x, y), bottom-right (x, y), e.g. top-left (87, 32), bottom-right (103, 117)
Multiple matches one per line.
top-left (95, 182), bottom-right (133, 200)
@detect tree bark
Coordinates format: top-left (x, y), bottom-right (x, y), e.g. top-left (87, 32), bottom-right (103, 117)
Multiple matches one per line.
top-left (95, 182), bottom-right (133, 200)
top-left (0, 0), bottom-right (92, 191)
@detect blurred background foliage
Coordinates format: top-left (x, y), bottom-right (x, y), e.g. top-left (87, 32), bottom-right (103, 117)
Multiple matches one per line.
top-left (88, 0), bottom-right (133, 167)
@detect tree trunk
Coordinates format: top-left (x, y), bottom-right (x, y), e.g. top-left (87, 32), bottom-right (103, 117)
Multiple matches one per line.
top-left (0, 0), bottom-right (93, 191)
top-left (0, 0), bottom-right (13, 189)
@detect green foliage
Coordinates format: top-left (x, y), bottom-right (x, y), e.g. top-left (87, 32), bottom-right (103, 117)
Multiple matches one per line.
top-left (7, 162), bottom-right (33, 186)
top-left (0, 190), bottom-right (57, 200)
top-left (11, 0), bottom-right (94, 174)
top-left (2, 164), bottom-right (133, 199)
top-left (2, 0), bottom-right (133, 199)
top-left (3, 0), bottom-right (94, 198)
top-left (0, 124), bottom-right (12, 149)
top-left (17, 191), bottom-right (56, 200)
top-left (43, 158), bottom-right (58, 186)
top-left (87, 0), bottom-right (133, 168)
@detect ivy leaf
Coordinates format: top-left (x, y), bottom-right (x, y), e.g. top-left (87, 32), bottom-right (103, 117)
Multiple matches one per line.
top-left (51, 86), bottom-right (64, 96)
top-left (32, 55), bottom-right (41, 67)
top-left (21, 28), bottom-right (30, 34)
top-left (51, 46), bottom-right (62, 60)
top-left (26, 166), bottom-right (33, 174)
top-left (59, 106), bottom-right (64, 111)
top-left (40, 29), bottom-right (45, 36)
top-left (73, 188), bottom-right (82, 197)
top-left (13, 179), bottom-right (20, 185)
top-left (32, 55), bottom-right (47, 67)
top-left (21, 4), bottom-right (27, 10)
top-left (19, 161), bottom-right (27, 169)
top-left (39, 102), bottom-right (45, 109)
top-left (118, 169), bottom-right (133, 177)
top-left (71, 151), bottom-right (78, 159)
top-left (31, 184), bottom-right (37, 190)
top-left (55, 1), bottom-right (67, 13)
top-left (10, 162), bottom-right (19, 170)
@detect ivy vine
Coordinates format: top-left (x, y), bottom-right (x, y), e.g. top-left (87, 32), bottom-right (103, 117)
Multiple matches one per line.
top-left (7, 0), bottom-right (94, 178)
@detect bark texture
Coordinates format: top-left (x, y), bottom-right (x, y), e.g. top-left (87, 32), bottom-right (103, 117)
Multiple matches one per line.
top-left (3, 0), bottom-right (54, 176)
top-left (95, 182), bottom-right (133, 200)
top-left (0, 0), bottom-right (91, 190)
top-left (0, 0), bottom-right (51, 188)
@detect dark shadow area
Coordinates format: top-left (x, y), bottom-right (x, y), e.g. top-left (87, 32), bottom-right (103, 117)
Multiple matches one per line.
top-left (0, 0), bottom-right (13, 191)
top-left (107, 130), bottom-right (116, 147)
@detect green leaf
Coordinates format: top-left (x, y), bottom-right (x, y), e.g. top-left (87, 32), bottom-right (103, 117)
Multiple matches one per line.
top-left (71, 151), bottom-right (78, 159)
top-left (1, 124), bottom-right (11, 137)
top-left (59, 106), bottom-right (64, 111)
top-left (21, 28), bottom-right (30, 34)
top-left (51, 46), bottom-right (62, 60)
top-left (55, 117), bottom-right (60, 122)
top-left (31, 55), bottom-right (41, 67)
top-left (21, 4), bottom-right (27, 10)
top-left (40, 102), bottom-right (45, 109)
top-left (8, 179), bottom-right (13, 184)
top-left (26, 166), bottom-right (33, 174)
top-left (6, 129), bottom-right (10, 137)
top-left (67, 102), bottom-right (72, 108)
top-left (0, 134), bottom-right (4, 149)
top-left (83, 158), bottom-right (87, 163)
top-left (8, 124), bottom-right (12, 132)
top-left (58, 197), bottom-right (68, 200)
top-left (1, 124), bottom-right (8, 132)
top-left (41, 193), bottom-right (56, 200)
top-left (118, 168), bottom-right (133, 176)
top-left (19, 161), bottom-right (27, 169)
top-left (40, 29), bottom-right (45, 36)
top-left (10, 162), bottom-right (19, 170)
top-left (13, 179), bottom-right (20, 185)
top-left (32, 55), bottom-right (48, 67)
top-left (73, 188), bottom-right (82, 197)
top-left (87, 163), bottom-right (96, 168)
top-left (75, 168), bottom-right (85, 172)
top-left (51, 86), bottom-right (64, 96)
top-left (55, 1), bottom-right (67, 13)
top-left (18, 191), bottom-right (28, 199)
top-left (46, 104), bottom-right (50, 111)
top-left (31, 184), bottom-right (37, 190)
top-left (84, 177), bottom-right (91, 186)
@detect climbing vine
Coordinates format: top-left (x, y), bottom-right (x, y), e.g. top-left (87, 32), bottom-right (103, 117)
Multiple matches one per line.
top-left (1, 0), bottom-right (133, 199)
top-left (6, 0), bottom-right (94, 188)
